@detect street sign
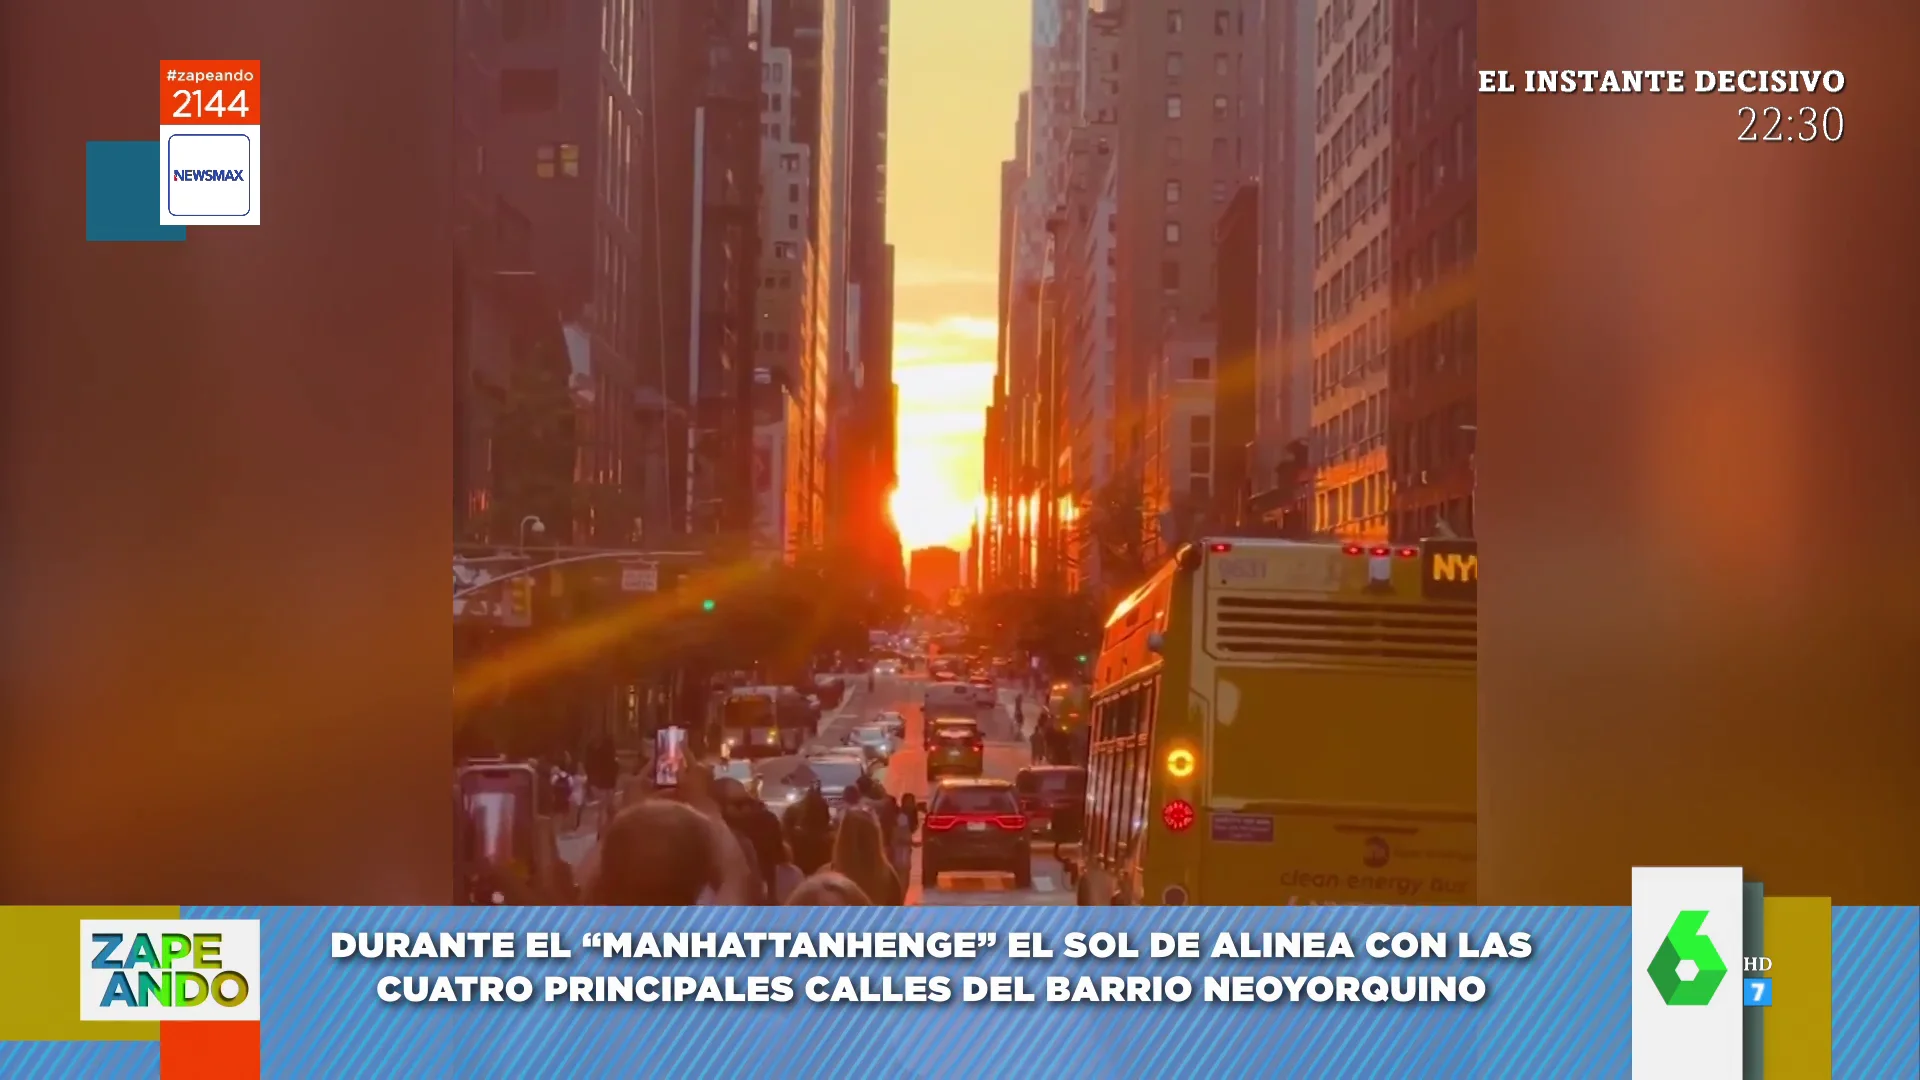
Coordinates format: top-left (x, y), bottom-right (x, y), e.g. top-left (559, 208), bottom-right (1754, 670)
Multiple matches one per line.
top-left (619, 563), bottom-right (659, 593)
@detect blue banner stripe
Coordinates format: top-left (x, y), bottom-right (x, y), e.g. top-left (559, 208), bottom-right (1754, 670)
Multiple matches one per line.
top-left (84, 142), bottom-right (186, 243)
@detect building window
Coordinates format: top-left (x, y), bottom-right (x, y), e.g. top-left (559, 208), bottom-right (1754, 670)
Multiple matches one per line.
top-left (1165, 135), bottom-right (1183, 160)
top-left (1212, 180), bottom-right (1228, 202)
top-left (1212, 94), bottom-right (1230, 120)
top-left (1190, 416), bottom-right (1212, 442)
top-left (1191, 356), bottom-right (1211, 379)
top-left (788, 214), bottom-right (800, 229)
top-left (1166, 94), bottom-right (1183, 119)
top-left (1214, 53), bottom-right (1230, 76)
top-left (782, 153), bottom-right (801, 172)
top-left (1166, 53), bottom-right (1184, 76)
top-left (535, 144), bottom-right (556, 179)
top-left (1166, 9), bottom-right (1184, 33)
top-left (774, 241), bottom-right (796, 258)
top-left (1164, 220), bottom-right (1182, 244)
top-left (1212, 136), bottom-right (1230, 164)
top-left (788, 182), bottom-right (800, 201)
top-left (1214, 9), bottom-right (1233, 34)
top-left (1161, 260), bottom-right (1181, 290)
top-left (1190, 475), bottom-right (1212, 499)
top-left (1165, 179), bottom-right (1182, 203)
top-left (1190, 446), bottom-right (1211, 473)
top-left (499, 68), bottom-right (560, 113)
top-left (559, 143), bottom-right (580, 178)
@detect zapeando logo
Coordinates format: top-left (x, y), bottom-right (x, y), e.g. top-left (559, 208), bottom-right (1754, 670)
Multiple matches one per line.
top-left (1646, 910), bottom-right (1729, 1005)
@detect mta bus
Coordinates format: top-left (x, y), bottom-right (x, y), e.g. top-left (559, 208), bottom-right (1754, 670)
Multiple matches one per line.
top-left (1080, 536), bottom-right (1477, 905)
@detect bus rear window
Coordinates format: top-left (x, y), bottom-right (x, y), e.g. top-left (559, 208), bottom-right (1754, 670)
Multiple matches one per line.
top-left (1018, 770), bottom-right (1086, 798)
top-left (934, 787), bottom-right (1018, 815)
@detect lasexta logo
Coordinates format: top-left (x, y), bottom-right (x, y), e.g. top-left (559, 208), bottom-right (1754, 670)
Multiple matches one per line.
top-left (1645, 910), bottom-right (1728, 1005)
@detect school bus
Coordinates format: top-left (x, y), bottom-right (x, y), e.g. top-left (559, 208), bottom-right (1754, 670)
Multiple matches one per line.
top-left (1081, 536), bottom-right (1477, 905)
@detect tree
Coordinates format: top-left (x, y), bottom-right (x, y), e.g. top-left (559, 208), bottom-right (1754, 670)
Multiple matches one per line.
top-left (1076, 471), bottom-right (1151, 605)
top-left (484, 331), bottom-right (576, 544)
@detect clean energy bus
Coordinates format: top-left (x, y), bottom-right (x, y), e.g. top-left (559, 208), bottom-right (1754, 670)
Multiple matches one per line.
top-left (1080, 536), bottom-right (1477, 905)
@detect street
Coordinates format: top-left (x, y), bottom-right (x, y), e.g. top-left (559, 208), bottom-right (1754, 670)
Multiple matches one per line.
top-left (823, 672), bottom-right (1073, 907)
top-left (558, 670), bottom-right (1072, 905)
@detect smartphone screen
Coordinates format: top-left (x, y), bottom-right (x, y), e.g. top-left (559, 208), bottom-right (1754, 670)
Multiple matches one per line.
top-left (654, 726), bottom-right (687, 788)
top-left (458, 764), bottom-right (538, 870)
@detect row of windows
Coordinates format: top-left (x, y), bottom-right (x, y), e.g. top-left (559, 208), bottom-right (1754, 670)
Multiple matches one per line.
top-left (1316, 472), bottom-right (1388, 532)
top-left (1311, 390), bottom-right (1386, 469)
top-left (1391, 300), bottom-right (1477, 387)
top-left (1396, 117), bottom-right (1474, 221)
top-left (1163, 179), bottom-right (1234, 206)
top-left (1163, 93), bottom-right (1242, 122)
top-left (1317, 68), bottom-right (1389, 190)
top-left (1316, 0), bottom-right (1388, 119)
top-left (1164, 51), bottom-right (1239, 79)
top-left (1314, 225), bottom-right (1386, 329)
top-left (1393, 399), bottom-right (1476, 480)
top-left (1392, 205), bottom-right (1476, 297)
top-left (1315, 311), bottom-right (1386, 398)
top-left (1394, 499), bottom-right (1473, 542)
top-left (757, 330), bottom-right (793, 353)
top-left (1161, 8), bottom-right (1244, 36)
top-left (599, 94), bottom-right (635, 227)
top-left (1086, 678), bottom-right (1159, 873)
top-left (599, 0), bottom-right (637, 94)
top-left (1315, 0), bottom-right (1368, 62)
top-left (1164, 134), bottom-right (1242, 167)
top-left (534, 143), bottom-right (580, 180)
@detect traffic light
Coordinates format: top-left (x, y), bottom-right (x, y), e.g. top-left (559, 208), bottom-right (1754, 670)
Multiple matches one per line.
top-left (1076, 654), bottom-right (1089, 664)
top-left (701, 599), bottom-right (716, 612)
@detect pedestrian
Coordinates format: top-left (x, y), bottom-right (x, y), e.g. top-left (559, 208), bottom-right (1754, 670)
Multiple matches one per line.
top-left (899, 792), bottom-right (920, 844)
top-left (831, 807), bottom-right (904, 905)
top-left (585, 799), bottom-right (750, 906)
top-left (883, 794), bottom-right (912, 885)
top-left (585, 734), bottom-right (619, 833)
top-left (841, 784), bottom-right (865, 815)
top-left (784, 787), bottom-right (834, 875)
top-left (786, 870), bottom-right (872, 906)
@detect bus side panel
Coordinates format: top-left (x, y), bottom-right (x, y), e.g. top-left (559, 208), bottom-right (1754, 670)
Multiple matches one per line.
top-left (1198, 665), bottom-right (1477, 905)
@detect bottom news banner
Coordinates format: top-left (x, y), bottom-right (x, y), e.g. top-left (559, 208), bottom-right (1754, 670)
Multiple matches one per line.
top-left (1, 901), bottom-right (1914, 1078)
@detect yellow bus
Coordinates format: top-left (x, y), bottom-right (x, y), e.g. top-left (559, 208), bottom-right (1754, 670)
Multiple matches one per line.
top-left (1081, 536), bottom-right (1477, 905)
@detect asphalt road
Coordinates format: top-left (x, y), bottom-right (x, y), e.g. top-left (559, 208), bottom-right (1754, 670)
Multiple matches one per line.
top-left (837, 673), bottom-right (1074, 907)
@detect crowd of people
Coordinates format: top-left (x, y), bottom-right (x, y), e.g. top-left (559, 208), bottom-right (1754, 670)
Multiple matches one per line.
top-left (481, 765), bottom-right (925, 907)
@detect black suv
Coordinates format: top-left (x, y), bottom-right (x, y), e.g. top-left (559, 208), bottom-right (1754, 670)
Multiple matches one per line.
top-left (921, 778), bottom-right (1032, 889)
top-left (1014, 765), bottom-right (1087, 842)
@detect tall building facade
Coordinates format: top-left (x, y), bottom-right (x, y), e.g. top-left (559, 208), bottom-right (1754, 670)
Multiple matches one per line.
top-left (1057, 7), bottom-right (1121, 591)
top-left (1308, 0), bottom-right (1392, 540)
top-left (1249, 0), bottom-right (1318, 533)
top-left (756, 46), bottom-right (824, 556)
top-left (846, 0), bottom-right (901, 584)
top-left (1111, 0), bottom-right (1255, 556)
top-left (453, 0), bottom-right (656, 546)
top-left (1386, 0), bottom-right (1476, 540)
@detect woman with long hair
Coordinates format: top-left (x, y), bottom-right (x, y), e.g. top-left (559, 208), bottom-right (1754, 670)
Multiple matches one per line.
top-left (830, 807), bottom-right (903, 905)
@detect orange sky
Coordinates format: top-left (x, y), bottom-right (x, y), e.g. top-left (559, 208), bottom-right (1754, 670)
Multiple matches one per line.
top-left (886, 5), bottom-right (1028, 554)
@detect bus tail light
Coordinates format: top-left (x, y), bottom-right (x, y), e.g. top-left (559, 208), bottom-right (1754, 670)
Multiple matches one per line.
top-left (1207, 542), bottom-right (1232, 553)
top-left (1369, 545), bottom-right (1391, 557)
top-left (1162, 800), bottom-right (1196, 831)
top-left (1396, 546), bottom-right (1419, 558)
top-left (1341, 544), bottom-right (1364, 556)
top-left (1165, 747), bottom-right (1197, 779)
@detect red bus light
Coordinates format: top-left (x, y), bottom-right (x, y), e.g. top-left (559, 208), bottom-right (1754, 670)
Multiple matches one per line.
top-left (1207, 542), bottom-right (1233, 553)
top-left (1341, 544), bottom-right (1364, 556)
top-left (1369, 545), bottom-right (1391, 557)
top-left (1396, 547), bottom-right (1419, 558)
top-left (1162, 800), bottom-right (1197, 832)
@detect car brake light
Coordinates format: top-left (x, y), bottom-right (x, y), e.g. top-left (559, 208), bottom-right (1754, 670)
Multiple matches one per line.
top-left (925, 814), bottom-right (958, 831)
top-left (1162, 800), bottom-right (1196, 831)
top-left (1207, 542), bottom-right (1232, 553)
top-left (995, 815), bottom-right (1027, 831)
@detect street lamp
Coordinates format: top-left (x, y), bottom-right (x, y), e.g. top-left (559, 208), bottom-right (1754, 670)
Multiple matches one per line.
top-left (518, 515), bottom-right (547, 548)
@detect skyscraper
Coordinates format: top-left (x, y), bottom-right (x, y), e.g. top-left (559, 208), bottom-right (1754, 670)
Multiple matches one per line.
top-left (1308, 0), bottom-right (1392, 541)
top-left (1386, 0), bottom-right (1476, 540)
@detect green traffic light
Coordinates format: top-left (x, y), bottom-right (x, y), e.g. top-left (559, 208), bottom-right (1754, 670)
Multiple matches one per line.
top-left (702, 599), bottom-right (716, 612)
